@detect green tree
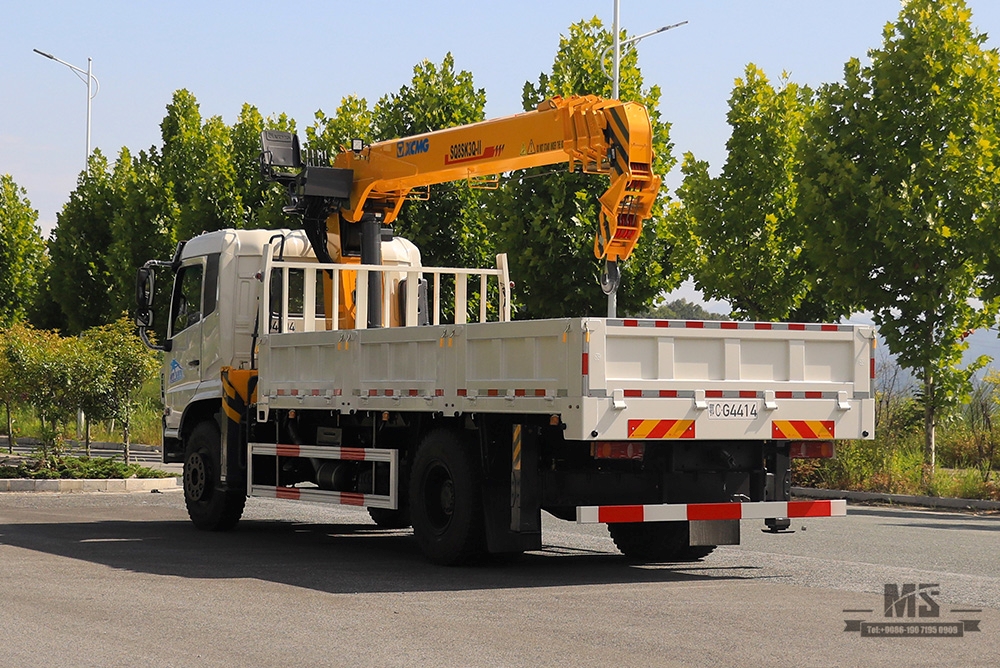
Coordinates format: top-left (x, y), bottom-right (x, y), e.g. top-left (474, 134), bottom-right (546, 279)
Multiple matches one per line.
top-left (489, 17), bottom-right (678, 319)
top-left (0, 175), bottom-right (46, 327)
top-left (107, 146), bottom-right (177, 331)
top-left (307, 95), bottom-right (374, 157)
top-left (160, 90), bottom-right (243, 240)
top-left (2, 324), bottom-right (90, 459)
top-left (81, 318), bottom-right (159, 461)
top-left (797, 0), bottom-right (1000, 473)
top-left (232, 105), bottom-right (292, 231)
top-left (0, 327), bottom-right (30, 451)
top-left (26, 258), bottom-right (67, 332)
top-left (47, 152), bottom-right (121, 333)
top-left (371, 54), bottom-right (491, 271)
top-left (670, 65), bottom-right (842, 322)
top-left (161, 91), bottom-right (295, 238)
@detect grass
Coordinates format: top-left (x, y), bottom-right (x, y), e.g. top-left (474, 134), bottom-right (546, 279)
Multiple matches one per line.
top-left (2, 375), bottom-right (163, 449)
top-left (793, 431), bottom-right (1000, 501)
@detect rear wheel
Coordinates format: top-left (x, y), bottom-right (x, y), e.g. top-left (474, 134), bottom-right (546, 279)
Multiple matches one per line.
top-left (184, 420), bottom-right (246, 531)
top-left (608, 522), bottom-right (716, 562)
top-left (409, 430), bottom-right (485, 565)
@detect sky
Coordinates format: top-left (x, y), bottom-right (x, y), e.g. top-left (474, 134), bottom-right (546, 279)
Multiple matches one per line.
top-left (4, 0), bottom-right (1000, 343)
top-left (5, 0), bottom-right (1000, 235)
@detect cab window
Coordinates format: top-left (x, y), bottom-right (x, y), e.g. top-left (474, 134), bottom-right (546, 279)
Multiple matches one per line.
top-left (170, 263), bottom-right (204, 337)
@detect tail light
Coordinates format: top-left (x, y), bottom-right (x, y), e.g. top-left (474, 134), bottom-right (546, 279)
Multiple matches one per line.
top-left (591, 441), bottom-right (645, 460)
top-left (788, 441), bottom-right (835, 459)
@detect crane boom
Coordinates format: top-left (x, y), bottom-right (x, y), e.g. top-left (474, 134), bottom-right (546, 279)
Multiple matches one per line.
top-left (333, 95), bottom-right (661, 264)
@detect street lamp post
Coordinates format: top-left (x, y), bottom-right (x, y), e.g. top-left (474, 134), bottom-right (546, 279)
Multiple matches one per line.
top-left (603, 2), bottom-right (687, 318)
top-left (33, 49), bottom-right (100, 172)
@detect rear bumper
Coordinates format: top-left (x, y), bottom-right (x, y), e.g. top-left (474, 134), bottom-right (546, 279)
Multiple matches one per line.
top-left (576, 499), bottom-right (847, 523)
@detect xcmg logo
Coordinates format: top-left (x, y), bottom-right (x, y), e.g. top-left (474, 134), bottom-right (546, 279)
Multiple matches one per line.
top-left (396, 138), bottom-right (429, 158)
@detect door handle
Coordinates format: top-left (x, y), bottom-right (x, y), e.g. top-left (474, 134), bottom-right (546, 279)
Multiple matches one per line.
top-left (188, 359), bottom-right (200, 367)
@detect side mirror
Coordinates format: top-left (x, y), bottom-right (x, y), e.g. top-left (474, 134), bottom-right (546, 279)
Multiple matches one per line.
top-left (135, 267), bottom-right (155, 328)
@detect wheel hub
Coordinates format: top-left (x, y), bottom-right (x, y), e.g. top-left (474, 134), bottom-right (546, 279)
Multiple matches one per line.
top-left (438, 480), bottom-right (455, 516)
top-left (185, 451), bottom-right (209, 501)
top-left (424, 463), bottom-right (455, 532)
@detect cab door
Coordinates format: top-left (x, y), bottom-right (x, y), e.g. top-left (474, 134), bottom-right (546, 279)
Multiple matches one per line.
top-left (164, 259), bottom-right (205, 434)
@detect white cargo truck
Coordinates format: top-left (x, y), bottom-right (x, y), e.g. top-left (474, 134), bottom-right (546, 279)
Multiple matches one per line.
top-left (136, 96), bottom-right (874, 564)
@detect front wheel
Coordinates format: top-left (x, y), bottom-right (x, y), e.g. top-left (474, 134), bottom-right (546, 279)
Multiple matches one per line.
top-left (184, 420), bottom-right (246, 531)
top-left (409, 430), bottom-right (485, 565)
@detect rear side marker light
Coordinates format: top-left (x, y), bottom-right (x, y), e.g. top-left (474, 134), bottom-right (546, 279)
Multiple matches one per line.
top-left (591, 441), bottom-right (645, 460)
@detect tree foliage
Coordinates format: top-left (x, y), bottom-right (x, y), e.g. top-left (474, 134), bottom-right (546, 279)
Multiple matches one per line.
top-left (0, 320), bottom-right (158, 457)
top-left (44, 90), bottom-right (293, 333)
top-left (47, 152), bottom-right (121, 333)
top-left (633, 298), bottom-right (727, 321)
top-left (80, 318), bottom-right (160, 458)
top-left (1, 323), bottom-right (95, 456)
top-left (670, 65), bottom-right (842, 322)
top-left (372, 53), bottom-right (491, 271)
top-left (0, 175), bottom-right (46, 328)
top-left (161, 90), bottom-right (245, 239)
top-left (307, 95), bottom-right (374, 157)
top-left (106, 146), bottom-right (177, 339)
top-left (489, 17), bottom-right (679, 319)
top-left (0, 327), bottom-right (29, 450)
top-left (797, 0), bottom-right (1000, 470)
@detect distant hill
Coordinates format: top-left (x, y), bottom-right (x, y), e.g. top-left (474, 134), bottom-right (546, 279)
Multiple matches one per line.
top-left (845, 313), bottom-right (1000, 369)
top-left (630, 298), bottom-right (728, 321)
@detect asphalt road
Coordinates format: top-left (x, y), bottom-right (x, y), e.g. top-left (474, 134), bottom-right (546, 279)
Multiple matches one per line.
top-left (0, 492), bottom-right (997, 667)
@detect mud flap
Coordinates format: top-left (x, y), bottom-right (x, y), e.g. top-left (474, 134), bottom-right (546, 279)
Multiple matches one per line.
top-left (221, 366), bottom-right (257, 491)
top-left (690, 519), bottom-right (740, 546)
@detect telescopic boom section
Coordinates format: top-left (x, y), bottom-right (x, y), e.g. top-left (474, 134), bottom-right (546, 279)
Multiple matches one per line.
top-left (333, 95), bottom-right (662, 264)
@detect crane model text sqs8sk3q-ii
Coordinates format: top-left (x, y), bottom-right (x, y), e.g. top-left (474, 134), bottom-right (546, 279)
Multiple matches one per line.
top-left (136, 95), bottom-right (874, 565)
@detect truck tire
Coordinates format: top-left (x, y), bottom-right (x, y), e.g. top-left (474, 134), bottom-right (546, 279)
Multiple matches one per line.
top-left (184, 420), bottom-right (246, 531)
top-left (608, 522), bottom-right (716, 562)
top-left (409, 430), bottom-right (485, 565)
top-left (368, 506), bottom-right (411, 530)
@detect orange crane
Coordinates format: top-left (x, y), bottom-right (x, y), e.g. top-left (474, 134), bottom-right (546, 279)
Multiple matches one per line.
top-left (261, 94), bottom-right (661, 296)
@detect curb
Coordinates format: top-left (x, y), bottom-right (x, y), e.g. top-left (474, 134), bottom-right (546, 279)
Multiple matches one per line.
top-left (0, 477), bottom-right (180, 493)
top-left (793, 486), bottom-right (1000, 512)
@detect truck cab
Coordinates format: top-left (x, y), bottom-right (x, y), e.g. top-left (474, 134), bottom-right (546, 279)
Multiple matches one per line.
top-left (144, 228), bottom-right (422, 462)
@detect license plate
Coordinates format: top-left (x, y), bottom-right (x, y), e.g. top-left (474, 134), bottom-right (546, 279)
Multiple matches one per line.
top-left (707, 401), bottom-right (759, 420)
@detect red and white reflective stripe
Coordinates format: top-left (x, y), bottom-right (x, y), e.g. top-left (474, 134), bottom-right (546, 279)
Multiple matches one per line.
top-left (269, 444), bottom-right (370, 461)
top-left (258, 486), bottom-right (368, 506)
top-left (575, 499), bottom-right (847, 524)
top-left (361, 388), bottom-right (462, 397)
top-left (610, 319), bottom-right (851, 332)
top-left (870, 337), bottom-right (877, 380)
top-left (457, 388), bottom-right (566, 398)
top-left (275, 388), bottom-right (340, 397)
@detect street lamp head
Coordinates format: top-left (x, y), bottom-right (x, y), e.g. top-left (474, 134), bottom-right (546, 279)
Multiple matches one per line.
top-left (33, 48), bottom-right (97, 172)
top-left (623, 20), bottom-right (689, 49)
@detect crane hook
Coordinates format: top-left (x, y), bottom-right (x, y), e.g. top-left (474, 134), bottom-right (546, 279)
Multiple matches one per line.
top-left (600, 260), bottom-right (621, 295)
